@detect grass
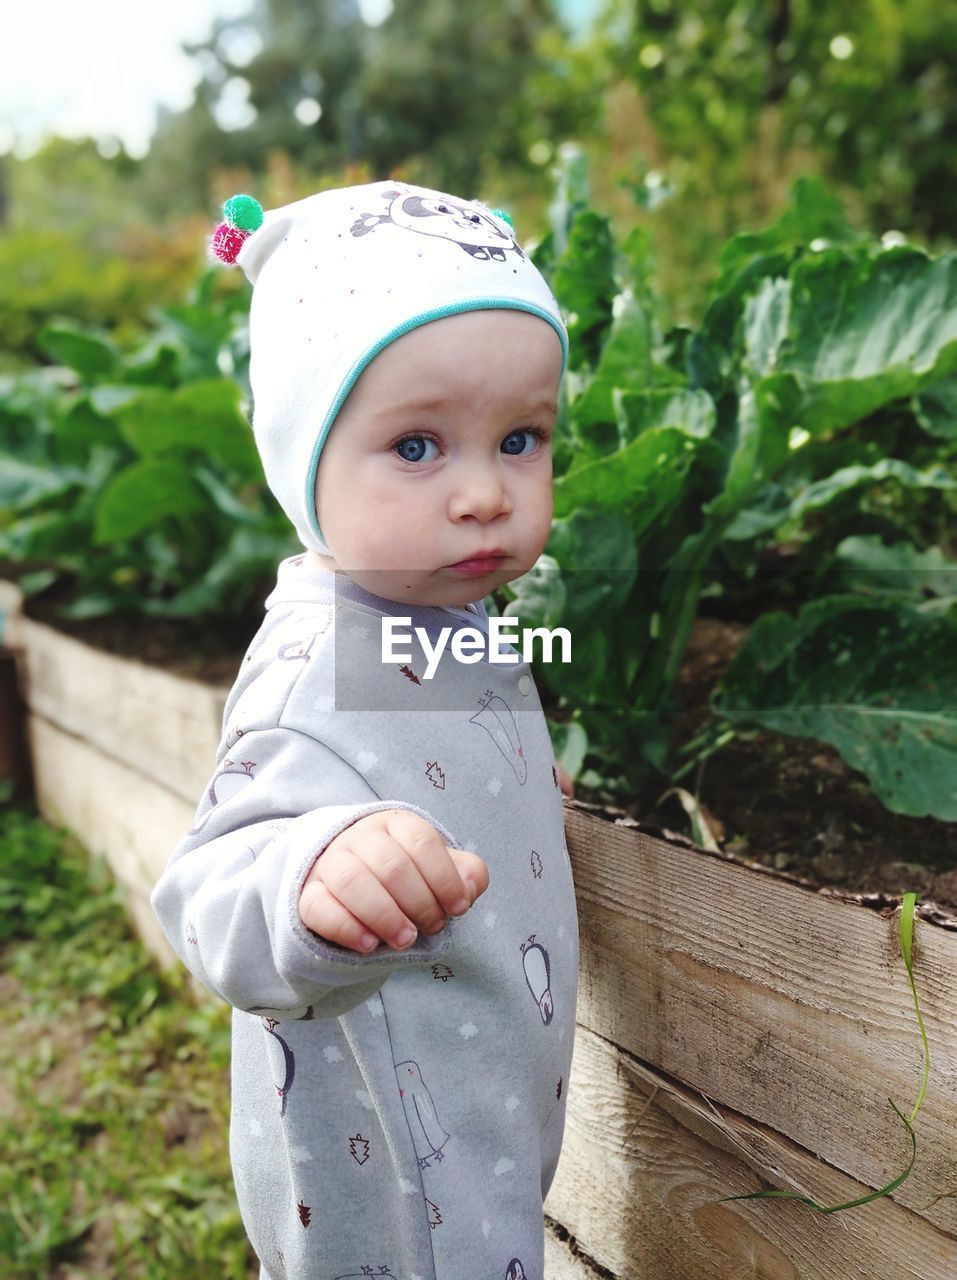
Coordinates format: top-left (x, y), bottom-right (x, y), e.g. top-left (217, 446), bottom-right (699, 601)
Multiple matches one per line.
top-left (0, 788), bottom-right (259, 1278)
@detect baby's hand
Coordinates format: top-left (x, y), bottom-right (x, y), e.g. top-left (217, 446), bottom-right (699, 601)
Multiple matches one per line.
top-left (299, 809), bottom-right (489, 954)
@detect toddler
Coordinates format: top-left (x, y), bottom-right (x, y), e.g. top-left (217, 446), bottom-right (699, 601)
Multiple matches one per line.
top-left (150, 180), bottom-right (580, 1280)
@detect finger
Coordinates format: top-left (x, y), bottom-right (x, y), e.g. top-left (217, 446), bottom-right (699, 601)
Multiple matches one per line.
top-left (450, 849), bottom-right (490, 904)
top-left (313, 844), bottom-right (423, 951)
top-left (353, 830), bottom-right (449, 937)
top-left (384, 811), bottom-right (476, 917)
top-left (299, 878), bottom-right (383, 954)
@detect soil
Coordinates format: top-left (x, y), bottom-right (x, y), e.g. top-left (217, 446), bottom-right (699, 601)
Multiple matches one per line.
top-left (16, 585), bottom-right (957, 921)
top-left (20, 588), bottom-right (258, 687)
top-left (660, 614), bottom-right (957, 920)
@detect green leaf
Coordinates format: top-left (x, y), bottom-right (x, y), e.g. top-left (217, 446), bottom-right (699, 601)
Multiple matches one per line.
top-left (54, 397), bottom-right (125, 460)
top-left (742, 277), bottom-right (791, 378)
top-left (503, 555), bottom-right (566, 630)
top-left (899, 892), bottom-right (930, 1126)
top-left (714, 596), bottom-right (957, 819)
top-left (787, 459), bottom-right (957, 523)
top-left (3, 510), bottom-right (89, 559)
top-left (699, 250), bottom-right (791, 374)
top-left (89, 385), bottom-right (147, 416)
top-left (715, 175), bottom-right (856, 294)
top-left (192, 466), bottom-right (261, 524)
top-left (0, 456), bottom-right (82, 511)
top-left (720, 483), bottom-right (793, 541)
top-left (828, 537), bottom-right (957, 607)
top-left (93, 459), bottom-right (209, 543)
top-left (900, 892), bottom-right (916, 973)
top-left (546, 143), bottom-right (592, 258)
top-left (145, 525), bottom-right (296, 618)
top-left (123, 339), bottom-right (182, 388)
top-left (543, 625), bottom-right (611, 704)
top-left (37, 323), bottom-right (119, 381)
top-left (913, 377), bottom-right (957, 440)
top-left (553, 426), bottom-right (703, 531)
top-left (777, 247), bottom-right (957, 432)
top-left (570, 291), bottom-right (654, 434)
top-left (551, 210), bottom-right (616, 369)
top-left (701, 377), bottom-right (797, 523)
top-left (721, 1100), bottom-right (917, 1214)
top-left (16, 568), bottom-right (59, 596)
top-left (113, 380), bottom-right (261, 479)
top-left (615, 387), bottom-right (716, 446)
top-left (545, 508), bottom-right (637, 626)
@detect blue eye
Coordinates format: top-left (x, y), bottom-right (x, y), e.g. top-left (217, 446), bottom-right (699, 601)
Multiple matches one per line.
top-left (501, 429), bottom-right (540, 456)
top-left (395, 435), bottom-right (438, 463)
top-left (394, 427), bottom-right (545, 463)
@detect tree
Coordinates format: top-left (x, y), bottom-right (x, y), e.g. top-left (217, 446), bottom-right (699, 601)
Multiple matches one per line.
top-left (140, 0), bottom-right (596, 213)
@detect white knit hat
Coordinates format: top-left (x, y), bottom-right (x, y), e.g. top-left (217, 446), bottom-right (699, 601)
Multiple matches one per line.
top-left (211, 181), bottom-right (569, 553)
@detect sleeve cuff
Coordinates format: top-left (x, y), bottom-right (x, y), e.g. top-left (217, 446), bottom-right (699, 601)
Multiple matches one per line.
top-left (279, 799), bottom-right (460, 988)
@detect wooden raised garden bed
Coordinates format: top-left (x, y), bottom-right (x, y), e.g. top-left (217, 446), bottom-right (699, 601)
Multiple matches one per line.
top-left (3, 579), bottom-right (955, 1279)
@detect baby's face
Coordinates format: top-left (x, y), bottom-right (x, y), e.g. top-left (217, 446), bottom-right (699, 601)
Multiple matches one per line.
top-left (311, 310), bottom-right (563, 608)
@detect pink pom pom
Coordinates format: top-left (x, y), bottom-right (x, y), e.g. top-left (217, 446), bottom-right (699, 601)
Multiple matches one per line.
top-left (211, 222), bottom-right (249, 265)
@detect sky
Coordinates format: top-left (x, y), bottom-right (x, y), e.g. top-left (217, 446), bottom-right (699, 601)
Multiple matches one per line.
top-left (0, 0), bottom-right (598, 161)
top-left (1, 0), bottom-right (254, 158)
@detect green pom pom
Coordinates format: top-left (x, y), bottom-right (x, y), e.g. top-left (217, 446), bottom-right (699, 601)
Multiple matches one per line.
top-left (491, 207), bottom-right (513, 228)
top-left (223, 194), bottom-right (264, 232)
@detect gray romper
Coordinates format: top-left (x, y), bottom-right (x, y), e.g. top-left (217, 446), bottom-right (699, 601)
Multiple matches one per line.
top-left (150, 553), bottom-right (580, 1280)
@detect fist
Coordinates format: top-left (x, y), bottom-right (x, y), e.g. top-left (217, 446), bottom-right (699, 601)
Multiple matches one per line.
top-left (299, 808), bottom-right (489, 954)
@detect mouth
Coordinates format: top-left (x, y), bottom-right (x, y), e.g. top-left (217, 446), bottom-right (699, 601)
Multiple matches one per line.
top-left (446, 550), bottom-right (508, 576)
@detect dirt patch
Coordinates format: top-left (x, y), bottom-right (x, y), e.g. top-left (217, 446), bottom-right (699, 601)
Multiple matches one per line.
top-left (645, 614), bottom-right (957, 915)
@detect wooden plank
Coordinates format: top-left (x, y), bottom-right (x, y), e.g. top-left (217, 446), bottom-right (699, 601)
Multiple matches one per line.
top-left (544, 1218), bottom-right (608, 1279)
top-left (27, 712), bottom-right (192, 968)
top-left (563, 805), bottom-right (957, 1239)
top-left (18, 617), bottom-right (228, 806)
top-left (544, 1023), bottom-right (956, 1280)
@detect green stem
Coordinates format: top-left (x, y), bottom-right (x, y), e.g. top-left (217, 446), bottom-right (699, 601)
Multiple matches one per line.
top-left (661, 518), bottom-right (734, 694)
top-left (717, 893), bottom-right (927, 1214)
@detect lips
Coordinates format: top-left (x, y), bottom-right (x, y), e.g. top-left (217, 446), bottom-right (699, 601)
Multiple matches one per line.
top-left (447, 548), bottom-right (507, 569)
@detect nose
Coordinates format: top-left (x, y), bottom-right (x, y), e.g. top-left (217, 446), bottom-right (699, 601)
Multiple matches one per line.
top-left (448, 459), bottom-right (512, 523)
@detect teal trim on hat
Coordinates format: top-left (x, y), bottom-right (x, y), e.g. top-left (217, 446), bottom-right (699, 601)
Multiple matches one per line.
top-left (305, 298), bottom-right (569, 546)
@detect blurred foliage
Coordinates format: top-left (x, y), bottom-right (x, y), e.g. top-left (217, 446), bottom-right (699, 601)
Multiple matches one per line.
top-left (578, 0), bottom-right (955, 320)
top-left (604, 0), bottom-right (955, 239)
top-left (1, 0), bottom-right (953, 345)
top-left (0, 140), bottom-right (216, 367)
top-left (0, 271), bottom-right (298, 621)
top-left (0, 223), bottom-right (205, 368)
top-left (0, 796), bottom-right (255, 1276)
top-left (140, 0), bottom-right (600, 216)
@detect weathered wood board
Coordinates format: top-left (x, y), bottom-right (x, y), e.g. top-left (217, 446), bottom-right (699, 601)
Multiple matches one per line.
top-left (544, 1022), bottom-right (956, 1279)
top-left (17, 615), bottom-right (228, 806)
top-left (544, 1218), bottom-right (605, 1279)
top-left (25, 711), bottom-right (193, 966)
top-left (549, 804), bottom-right (957, 1275)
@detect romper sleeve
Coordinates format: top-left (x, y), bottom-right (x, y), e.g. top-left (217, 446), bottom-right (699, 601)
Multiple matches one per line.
top-left (149, 722), bottom-right (457, 1020)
